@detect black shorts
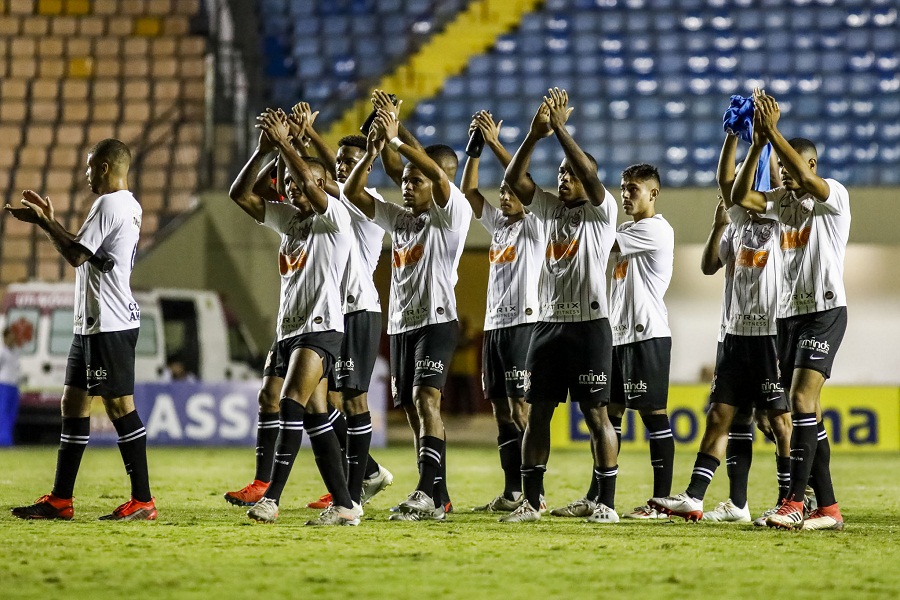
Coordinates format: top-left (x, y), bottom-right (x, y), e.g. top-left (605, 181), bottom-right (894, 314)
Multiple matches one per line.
top-left (610, 337), bottom-right (671, 411)
top-left (709, 334), bottom-right (789, 413)
top-left (389, 321), bottom-right (459, 408)
top-left (262, 339), bottom-right (279, 379)
top-left (776, 307), bottom-right (847, 388)
top-left (482, 323), bottom-right (534, 400)
top-left (329, 311), bottom-right (382, 393)
top-left (272, 330), bottom-right (343, 381)
top-left (524, 319), bottom-right (613, 406)
top-left (65, 329), bottom-right (138, 398)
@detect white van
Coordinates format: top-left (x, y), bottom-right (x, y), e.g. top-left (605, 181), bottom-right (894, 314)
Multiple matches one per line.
top-left (0, 282), bottom-right (261, 441)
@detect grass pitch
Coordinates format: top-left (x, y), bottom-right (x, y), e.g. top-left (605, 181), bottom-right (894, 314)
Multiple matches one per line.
top-left (1, 445), bottom-right (897, 599)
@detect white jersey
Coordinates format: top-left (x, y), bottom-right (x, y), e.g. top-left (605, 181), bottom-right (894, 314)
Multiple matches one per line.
top-left (263, 196), bottom-right (352, 340)
top-left (337, 182), bottom-right (384, 314)
top-left (763, 179), bottom-right (851, 318)
top-left (73, 190), bottom-right (142, 334)
top-left (373, 183), bottom-right (472, 334)
top-left (720, 207), bottom-right (780, 336)
top-left (529, 186), bottom-right (618, 323)
top-left (609, 214), bottom-right (674, 345)
top-left (0, 342), bottom-right (19, 385)
top-left (477, 203), bottom-right (544, 331)
top-left (716, 224), bottom-right (735, 343)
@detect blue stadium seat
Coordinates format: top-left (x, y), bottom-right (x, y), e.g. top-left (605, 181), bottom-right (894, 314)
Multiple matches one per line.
top-left (495, 75), bottom-right (521, 98)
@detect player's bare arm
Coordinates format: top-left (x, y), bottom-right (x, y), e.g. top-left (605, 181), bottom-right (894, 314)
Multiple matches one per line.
top-left (6, 191), bottom-right (92, 267)
top-left (545, 87), bottom-right (607, 206)
top-left (371, 90), bottom-right (421, 187)
top-left (343, 126), bottom-right (384, 220)
top-left (730, 109), bottom-right (769, 213)
top-left (293, 102), bottom-right (336, 178)
top-left (461, 116), bottom-right (488, 218)
top-left (701, 197), bottom-right (730, 275)
top-left (504, 103), bottom-right (552, 205)
top-left (376, 110), bottom-right (451, 207)
top-left (261, 109), bottom-right (329, 215)
top-left (228, 117), bottom-right (272, 222)
top-left (289, 104), bottom-right (340, 199)
top-left (754, 90), bottom-right (830, 202)
top-left (716, 133), bottom-right (740, 207)
top-left (252, 157), bottom-right (283, 202)
top-left (476, 111), bottom-right (512, 168)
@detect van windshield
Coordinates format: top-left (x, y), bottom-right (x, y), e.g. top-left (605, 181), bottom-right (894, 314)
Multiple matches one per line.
top-left (50, 310), bottom-right (73, 355)
top-left (136, 315), bottom-right (158, 356)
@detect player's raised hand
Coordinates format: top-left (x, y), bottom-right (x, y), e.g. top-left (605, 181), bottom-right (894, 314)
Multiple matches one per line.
top-left (751, 106), bottom-right (769, 147)
top-left (372, 90), bottom-right (402, 119)
top-left (257, 109), bottom-right (292, 148)
top-left (543, 87), bottom-right (574, 131)
top-left (367, 123), bottom-right (386, 155)
top-left (374, 109), bottom-right (400, 141)
top-left (256, 111), bottom-right (276, 153)
top-left (528, 102), bottom-right (553, 139)
top-left (752, 88), bottom-right (779, 133)
top-left (6, 190), bottom-right (55, 225)
top-left (473, 110), bottom-right (503, 146)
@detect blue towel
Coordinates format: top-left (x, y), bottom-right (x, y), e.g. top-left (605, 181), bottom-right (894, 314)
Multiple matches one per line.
top-left (723, 94), bottom-right (772, 191)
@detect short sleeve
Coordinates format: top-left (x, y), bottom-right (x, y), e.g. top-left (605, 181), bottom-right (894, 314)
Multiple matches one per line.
top-left (762, 187), bottom-right (789, 220)
top-left (74, 196), bottom-right (116, 255)
top-left (582, 188), bottom-right (617, 225)
top-left (727, 205), bottom-right (750, 226)
top-left (816, 179), bottom-right (849, 216)
top-left (338, 182), bottom-right (385, 222)
top-left (616, 217), bottom-right (668, 256)
top-left (313, 194), bottom-right (349, 234)
top-left (529, 186), bottom-right (557, 220)
top-left (262, 200), bottom-right (298, 234)
top-left (477, 200), bottom-right (503, 234)
top-left (432, 183), bottom-right (473, 231)
top-left (373, 199), bottom-right (404, 233)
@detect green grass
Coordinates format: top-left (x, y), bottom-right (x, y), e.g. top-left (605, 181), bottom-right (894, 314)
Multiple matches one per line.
top-left (1, 446), bottom-right (898, 599)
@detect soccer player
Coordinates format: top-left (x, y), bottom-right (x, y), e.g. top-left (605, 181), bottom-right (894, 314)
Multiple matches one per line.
top-left (343, 109), bottom-right (472, 521)
top-left (224, 106), bottom-right (392, 511)
top-left (732, 90), bottom-right (849, 531)
top-left (228, 110), bottom-right (359, 526)
top-left (498, 88), bottom-right (619, 523)
top-left (649, 133), bottom-right (792, 522)
top-left (291, 103), bottom-right (394, 510)
top-left (8, 139), bottom-right (157, 521)
top-left (600, 162), bottom-right (675, 521)
top-left (460, 111), bottom-right (544, 512)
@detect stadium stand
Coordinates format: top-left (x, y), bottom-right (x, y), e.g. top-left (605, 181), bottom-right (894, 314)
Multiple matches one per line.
top-left (257, 0), bottom-right (896, 190)
top-left (0, 0), bottom-right (207, 284)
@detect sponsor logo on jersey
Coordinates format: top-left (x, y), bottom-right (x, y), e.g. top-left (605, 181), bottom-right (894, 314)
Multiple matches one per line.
top-left (491, 305), bottom-right (518, 318)
top-left (546, 239), bottom-right (579, 261)
top-left (281, 315), bottom-right (307, 333)
top-left (128, 301), bottom-right (140, 322)
top-left (780, 226), bottom-right (812, 250)
top-left (736, 247), bottom-right (769, 268)
top-left (782, 291), bottom-right (816, 309)
top-left (393, 243), bottom-right (425, 267)
top-left (578, 370), bottom-right (607, 386)
top-left (489, 245), bottom-right (518, 264)
top-left (401, 306), bottom-right (428, 326)
top-left (799, 337), bottom-right (830, 355)
top-left (279, 248), bottom-right (308, 275)
top-left (544, 301), bottom-right (581, 316)
top-left (613, 258), bottom-right (629, 280)
top-left (731, 313), bottom-right (770, 328)
top-left (74, 314), bottom-right (84, 328)
top-left (415, 356), bottom-right (445, 374)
